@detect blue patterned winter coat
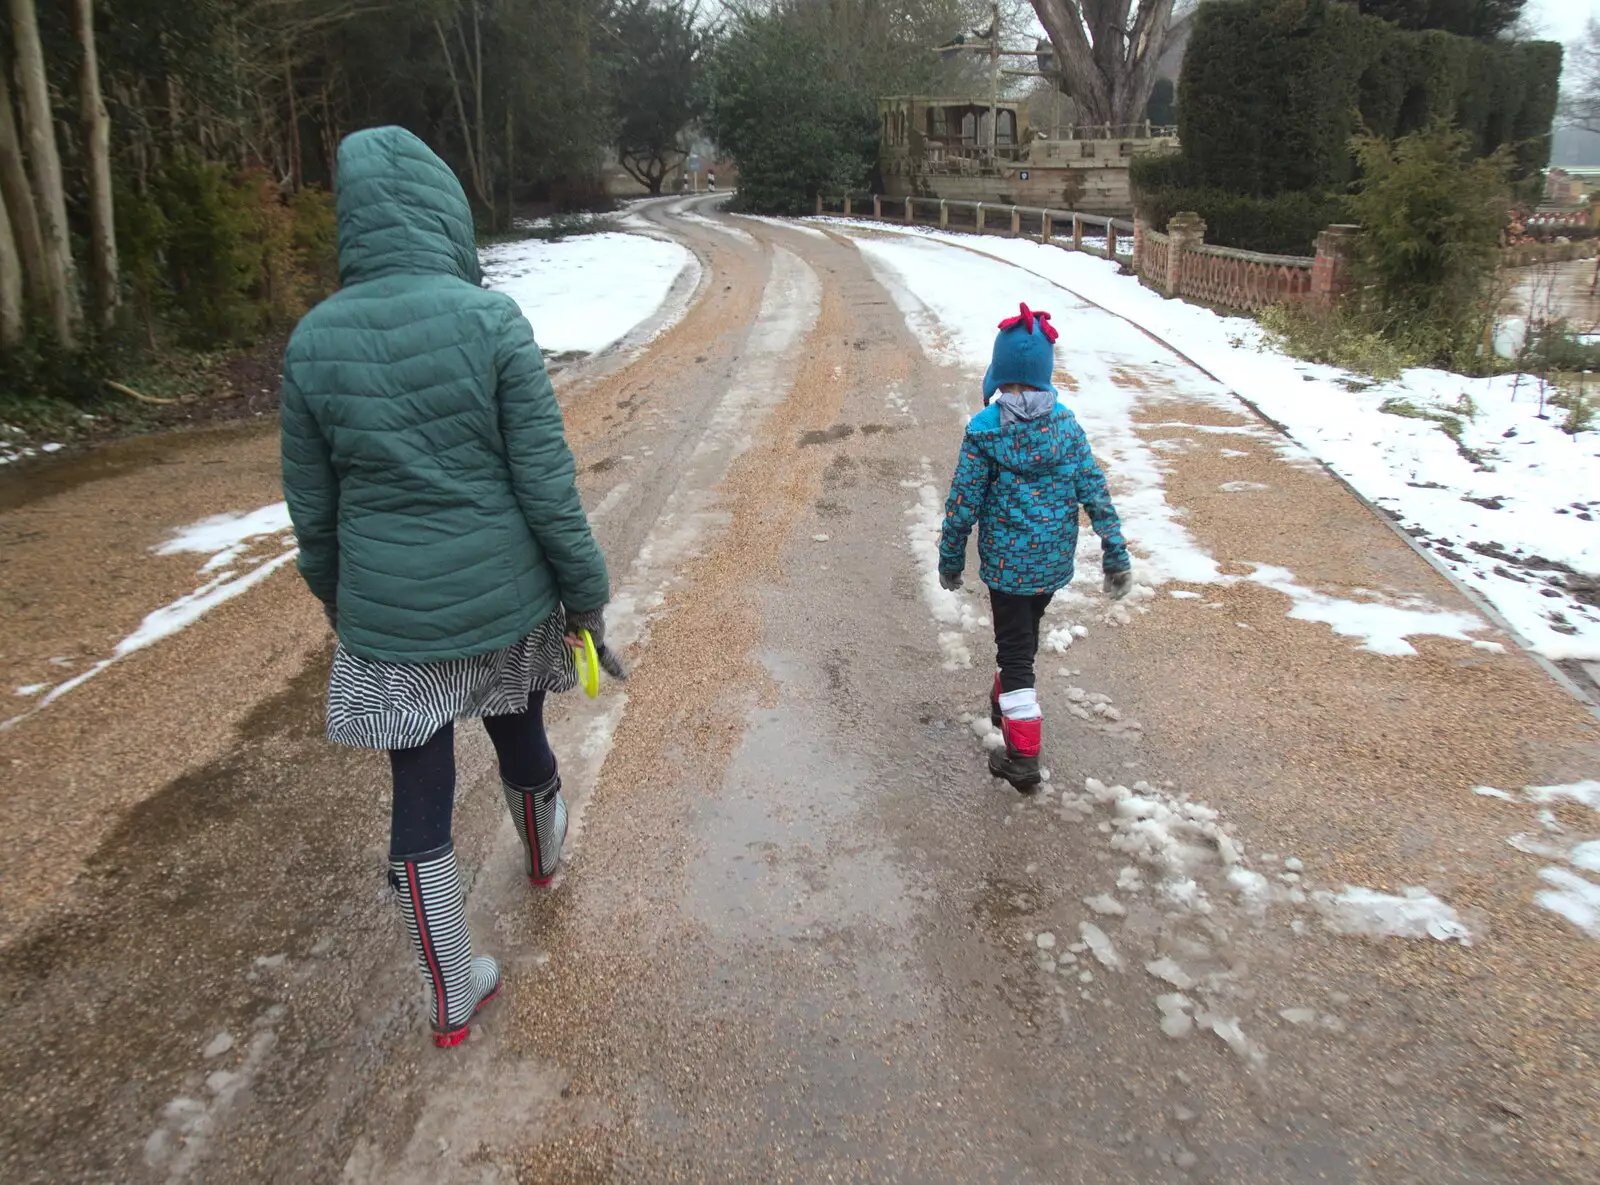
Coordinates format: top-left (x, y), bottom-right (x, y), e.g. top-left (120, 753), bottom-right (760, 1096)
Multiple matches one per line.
top-left (938, 399), bottom-right (1129, 596)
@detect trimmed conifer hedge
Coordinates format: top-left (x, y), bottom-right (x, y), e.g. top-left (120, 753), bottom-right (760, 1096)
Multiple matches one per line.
top-left (1175, 0), bottom-right (1560, 199)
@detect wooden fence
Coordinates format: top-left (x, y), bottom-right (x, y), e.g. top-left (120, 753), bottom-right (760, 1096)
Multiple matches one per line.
top-left (817, 192), bottom-right (1136, 263)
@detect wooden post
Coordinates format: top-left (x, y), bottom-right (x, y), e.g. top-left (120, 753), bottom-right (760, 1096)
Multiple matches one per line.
top-left (1072, 214), bottom-right (1083, 251)
top-left (1106, 221), bottom-right (1118, 260)
top-left (904, 196), bottom-right (913, 224)
top-left (1009, 206), bottom-right (1020, 237)
top-left (843, 194), bottom-right (852, 217)
top-left (939, 199), bottom-right (948, 228)
top-left (1042, 213), bottom-right (1052, 245)
top-left (976, 203), bottom-right (986, 233)
top-left (815, 192), bottom-right (823, 216)
top-left (873, 194), bottom-right (882, 219)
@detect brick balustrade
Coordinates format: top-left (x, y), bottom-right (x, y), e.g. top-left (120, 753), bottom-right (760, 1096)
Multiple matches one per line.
top-left (816, 193), bottom-right (1356, 316)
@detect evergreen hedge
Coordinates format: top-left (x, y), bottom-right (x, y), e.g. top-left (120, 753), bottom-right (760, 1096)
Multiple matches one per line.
top-left (1177, 0), bottom-right (1560, 199)
top-left (1130, 154), bottom-right (1341, 255)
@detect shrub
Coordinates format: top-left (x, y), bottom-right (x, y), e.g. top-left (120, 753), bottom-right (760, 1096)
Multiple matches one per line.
top-left (151, 153), bottom-right (263, 345)
top-left (1343, 121), bottom-right (1511, 371)
top-left (708, 12), bottom-right (876, 215)
top-left (119, 157), bottom-right (340, 348)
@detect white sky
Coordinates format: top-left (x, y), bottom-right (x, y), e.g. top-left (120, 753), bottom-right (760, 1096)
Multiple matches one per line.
top-left (1524, 0), bottom-right (1596, 44)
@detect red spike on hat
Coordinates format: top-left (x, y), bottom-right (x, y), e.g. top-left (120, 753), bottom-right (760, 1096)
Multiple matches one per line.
top-left (997, 302), bottom-right (1058, 344)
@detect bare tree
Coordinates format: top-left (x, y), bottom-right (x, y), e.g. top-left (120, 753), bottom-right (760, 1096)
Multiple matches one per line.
top-left (1561, 18), bottom-right (1600, 135)
top-left (8, 0), bottom-right (83, 348)
top-left (1029, 0), bottom-right (1191, 128)
top-left (0, 184), bottom-right (22, 347)
top-left (0, 65), bottom-right (47, 318)
top-left (433, 11), bottom-right (492, 213)
top-left (75, 0), bottom-right (119, 330)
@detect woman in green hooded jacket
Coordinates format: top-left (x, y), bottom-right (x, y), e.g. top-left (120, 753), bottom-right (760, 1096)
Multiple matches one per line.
top-left (281, 127), bottom-right (617, 1047)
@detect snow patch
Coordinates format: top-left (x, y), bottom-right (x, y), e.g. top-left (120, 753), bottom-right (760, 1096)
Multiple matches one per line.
top-left (1078, 921), bottom-right (1125, 971)
top-left (1246, 563), bottom-right (1488, 657)
top-left (482, 232), bottom-right (694, 356)
top-left (154, 503), bottom-right (294, 573)
top-left (1312, 886), bottom-right (1475, 944)
top-left (1535, 868), bottom-right (1600, 937)
top-left (1525, 780), bottom-right (1600, 812)
top-left (904, 459), bottom-right (981, 670)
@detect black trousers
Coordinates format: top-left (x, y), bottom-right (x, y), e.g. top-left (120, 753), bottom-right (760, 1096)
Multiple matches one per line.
top-left (990, 589), bottom-right (1054, 694)
top-left (386, 693), bottom-right (556, 857)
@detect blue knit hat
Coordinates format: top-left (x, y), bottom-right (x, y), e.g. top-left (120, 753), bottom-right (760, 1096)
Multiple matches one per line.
top-left (982, 303), bottom-right (1059, 400)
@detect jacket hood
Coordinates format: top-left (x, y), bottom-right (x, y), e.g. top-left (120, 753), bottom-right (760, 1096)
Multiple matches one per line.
top-left (972, 401), bottom-right (1074, 479)
top-left (335, 127), bottom-right (481, 287)
top-left (994, 387), bottom-right (1056, 426)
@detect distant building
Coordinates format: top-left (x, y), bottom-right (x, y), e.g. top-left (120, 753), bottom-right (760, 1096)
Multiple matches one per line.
top-left (878, 95), bottom-right (1177, 217)
top-left (1544, 166), bottom-right (1600, 207)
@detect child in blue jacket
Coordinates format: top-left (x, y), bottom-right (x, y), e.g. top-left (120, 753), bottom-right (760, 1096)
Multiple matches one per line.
top-left (938, 304), bottom-right (1133, 789)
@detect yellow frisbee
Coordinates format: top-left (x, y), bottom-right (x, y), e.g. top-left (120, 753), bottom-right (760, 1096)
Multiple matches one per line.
top-left (572, 628), bottom-right (600, 698)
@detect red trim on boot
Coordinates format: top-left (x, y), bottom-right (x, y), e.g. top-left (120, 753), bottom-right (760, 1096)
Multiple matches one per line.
top-left (405, 864), bottom-right (447, 1031)
top-left (431, 982), bottom-right (501, 1048)
top-left (528, 808), bottom-right (567, 888)
top-left (1001, 716), bottom-right (1041, 758)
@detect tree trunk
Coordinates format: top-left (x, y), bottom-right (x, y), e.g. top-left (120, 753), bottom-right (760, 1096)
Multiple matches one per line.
top-left (0, 64), bottom-right (48, 316)
top-left (434, 17), bottom-right (491, 211)
top-left (74, 0), bottom-right (119, 331)
top-left (285, 47), bottom-right (303, 191)
top-left (471, 1), bottom-right (488, 225)
top-left (1030, 0), bottom-right (1177, 130)
top-left (10, 0), bottom-right (82, 348)
top-left (0, 184), bottom-right (24, 347)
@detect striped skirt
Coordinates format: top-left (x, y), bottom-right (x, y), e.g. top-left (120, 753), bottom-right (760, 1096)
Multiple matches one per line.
top-left (326, 609), bottom-right (576, 750)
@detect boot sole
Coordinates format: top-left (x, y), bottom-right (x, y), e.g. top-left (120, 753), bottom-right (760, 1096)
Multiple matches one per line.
top-left (989, 756), bottom-right (1042, 792)
top-left (432, 982), bottom-right (502, 1048)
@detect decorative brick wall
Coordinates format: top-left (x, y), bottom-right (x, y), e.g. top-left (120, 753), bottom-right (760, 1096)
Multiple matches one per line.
top-left (1132, 213), bottom-right (1329, 314)
top-left (1180, 246), bottom-right (1314, 311)
top-left (817, 194), bottom-right (1343, 316)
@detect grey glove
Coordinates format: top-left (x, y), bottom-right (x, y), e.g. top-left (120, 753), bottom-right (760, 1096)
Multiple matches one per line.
top-left (323, 601), bottom-right (338, 632)
top-left (566, 607), bottom-right (627, 681)
top-left (939, 570), bottom-right (963, 592)
top-left (1103, 568), bottom-right (1134, 601)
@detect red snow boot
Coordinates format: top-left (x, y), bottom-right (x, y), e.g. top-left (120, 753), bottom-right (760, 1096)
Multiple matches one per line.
top-left (990, 688), bottom-right (1043, 791)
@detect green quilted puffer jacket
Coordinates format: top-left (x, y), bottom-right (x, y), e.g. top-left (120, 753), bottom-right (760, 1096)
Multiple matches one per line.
top-left (280, 126), bottom-right (608, 663)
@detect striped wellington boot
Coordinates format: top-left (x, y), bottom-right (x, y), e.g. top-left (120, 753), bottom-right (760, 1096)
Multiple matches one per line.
top-left (390, 844), bottom-right (502, 1048)
top-left (990, 687), bottom-right (1043, 791)
top-left (503, 769), bottom-right (568, 887)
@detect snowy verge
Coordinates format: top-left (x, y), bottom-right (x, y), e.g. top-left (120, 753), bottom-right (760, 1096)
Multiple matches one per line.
top-left (816, 219), bottom-right (1600, 661)
top-left (480, 231), bottom-right (693, 357)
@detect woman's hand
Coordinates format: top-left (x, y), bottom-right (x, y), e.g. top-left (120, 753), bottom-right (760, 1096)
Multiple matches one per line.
top-left (566, 608), bottom-right (627, 680)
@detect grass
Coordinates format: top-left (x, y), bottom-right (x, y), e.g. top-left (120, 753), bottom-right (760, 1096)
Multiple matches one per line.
top-left (1378, 396), bottom-right (1488, 467)
top-left (478, 211), bottom-right (618, 247)
top-left (1257, 304), bottom-right (1415, 381)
